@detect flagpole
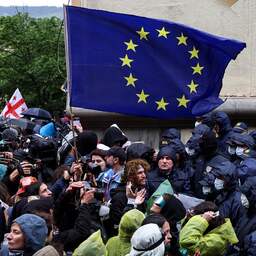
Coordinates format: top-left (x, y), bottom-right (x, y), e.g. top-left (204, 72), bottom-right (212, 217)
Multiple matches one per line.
top-left (64, 4), bottom-right (79, 163)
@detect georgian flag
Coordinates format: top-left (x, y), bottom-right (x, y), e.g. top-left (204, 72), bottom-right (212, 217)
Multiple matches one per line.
top-left (1, 88), bottom-right (28, 119)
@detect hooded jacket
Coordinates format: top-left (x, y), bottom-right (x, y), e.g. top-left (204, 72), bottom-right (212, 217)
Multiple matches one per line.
top-left (0, 214), bottom-right (48, 256)
top-left (179, 215), bottom-right (238, 256)
top-left (106, 209), bottom-right (145, 256)
top-left (128, 223), bottom-right (165, 256)
top-left (73, 230), bottom-right (106, 256)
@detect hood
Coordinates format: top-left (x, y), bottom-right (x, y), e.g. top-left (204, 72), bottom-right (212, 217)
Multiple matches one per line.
top-left (76, 131), bottom-right (98, 156)
top-left (208, 218), bottom-right (238, 244)
top-left (232, 122), bottom-right (248, 134)
top-left (101, 124), bottom-right (127, 147)
top-left (32, 245), bottom-right (59, 256)
top-left (210, 160), bottom-right (238, 188)
top-left (159, 128), bottom-right (181, 147)
top-left (240, 176), bottom-right (256, 207)
top-left (198, 112), bottom-right (214, 129)
top-left (130, 224), bottom-right (165, 256)
top-left (39, 122), bottom-right (56, 138)
top-left (73, 230), bottom-right (106, 256)
top-left (127, 143), bottom-right (153, 161)
top-left (237, 158), bottom-right (256, 183)
top-left (118, 209), bottom-right (145, 239)
top-left (231, 133), bottom-right (255, 149)
top-left (212, 111), bottom-right (232, 136)
top-left (14, 214), bottom-right (47, 252)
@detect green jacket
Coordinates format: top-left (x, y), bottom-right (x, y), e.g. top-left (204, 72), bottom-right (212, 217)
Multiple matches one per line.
top-left (179, 215), bottom-right (238, 256)
top-left (106, 209), bottom-right (145, 256)
top-left (73, 230), bottom-right (106, 256)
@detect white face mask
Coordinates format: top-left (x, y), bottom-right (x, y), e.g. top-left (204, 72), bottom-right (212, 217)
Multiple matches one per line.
top-left (241, 194), bottom-right (250, 208)
top-left (214, 178), bottom-right (224, 190)
top-left (185, 147), bottom-right (195, 156)
top-left (194, 121), bottom-right (201, 127)
top-left (202, 186), bottom-right (211, 195)
top-left (236, 146), bottom-right (244, 156)
top-left (228, 146), bottom-right (236, 155)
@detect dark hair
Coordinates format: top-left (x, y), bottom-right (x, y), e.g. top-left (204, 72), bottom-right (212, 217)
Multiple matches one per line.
top-left (52, 165), bottom-right (70, 183)
top-left (0, 182), bottom-right (10, 204)
top-left (142, 213), bottom-right (167, 228)
top-left (191, 201), bottom-right (225, 234)
top-left (23, 182), bottom-right (41, 197)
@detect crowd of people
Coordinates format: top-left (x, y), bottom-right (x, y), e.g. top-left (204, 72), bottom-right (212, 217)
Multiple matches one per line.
top-left (0, 110), bottom-right (255, 256)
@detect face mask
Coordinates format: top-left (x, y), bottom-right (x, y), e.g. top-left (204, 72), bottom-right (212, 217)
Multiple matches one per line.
top-left (214, 178), bottom-right (224, 190)
top-left (228, 146), bottom-right (236, 155)
top-left (202, 186), bottom-right (211, 195)
top-left (185, 147), bottom-right (195, 156)
top-left (241, 194), bottom-right (250, 208)
top-left (236, 146), bottom-right (244, 156)
top-left (194, 121), bottom-right (201, 127)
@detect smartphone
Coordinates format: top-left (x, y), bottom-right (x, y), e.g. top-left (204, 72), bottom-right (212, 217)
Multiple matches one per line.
top-left (212, 211), bottom-right (219, 217)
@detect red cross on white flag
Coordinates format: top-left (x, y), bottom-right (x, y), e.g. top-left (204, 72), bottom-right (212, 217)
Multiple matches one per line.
top-left (1, 88), bottom-right (28, 119)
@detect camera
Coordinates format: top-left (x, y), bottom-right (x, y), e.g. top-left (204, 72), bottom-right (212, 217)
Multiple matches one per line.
top-left (83, 181), bottom-right (105, 201)
top-left (80, 156), bottom-right (102, 177)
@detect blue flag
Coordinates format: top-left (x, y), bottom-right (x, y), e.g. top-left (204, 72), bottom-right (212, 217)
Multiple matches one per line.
top-left (65, 6), bottom-right (246, 119)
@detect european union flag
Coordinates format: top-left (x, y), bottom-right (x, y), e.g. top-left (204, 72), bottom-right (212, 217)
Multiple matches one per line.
top-left (65, 6), bottom-right (246, 119)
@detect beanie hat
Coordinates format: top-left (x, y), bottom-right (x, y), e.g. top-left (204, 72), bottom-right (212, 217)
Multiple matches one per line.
top-left (157, 146), bottom-right (176, 163)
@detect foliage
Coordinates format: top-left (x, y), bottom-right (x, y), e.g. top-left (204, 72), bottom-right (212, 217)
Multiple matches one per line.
top-left (0, 13), bottom-right (66, 116)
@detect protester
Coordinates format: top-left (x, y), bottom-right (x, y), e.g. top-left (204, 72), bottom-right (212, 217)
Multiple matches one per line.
top-left (0, 214), bottom-right (48, 256)
top-left (128, 223), bottom-right (165, 256)
top-left (179, 201), bottom-right (238, 256)
top-left (106, 209), bottom-right (145, 256)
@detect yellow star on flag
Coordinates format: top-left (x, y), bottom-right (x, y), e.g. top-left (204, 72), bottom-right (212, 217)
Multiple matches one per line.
top-left (187, 80), bottom-right (199, 93)
top-left (188, 46), bottom-right (199, 59)
top-left (177, 95), bottom-right (190, 108)
top-left (136, 27), bottom-right (149, 40)
top-left (156, 97), bottom-right (169, 111)
top-left (124, 73), bottom-right (138, 87)
top-left (191, 63), bottom-right (204, 75)
top-left (156, 27), bottom-right (170, 38)
top-left (136, 90), bottom-right (149, 103)
top-left (120, 54), bottom-right (133, 68)
top-left (124, 39), bottom-right (138, 52)
top-left (176, 33), bottom-right (188, 45)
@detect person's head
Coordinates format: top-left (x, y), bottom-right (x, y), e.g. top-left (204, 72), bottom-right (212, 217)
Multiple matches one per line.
top-left (52, 165), bottom-right (70, 182)
top-left (39, 183), bottom-right (52, 198)
top-left (130, 223), bottom-right (165, 256)
top-left (188, 201), bottom-right (225, 233)
top-left (212, 111), bottom-right (232, 137)
top-left (233, 122), bottom-right (248, 134)
top-left (142, 214), bottom-right (171, 246)
top-left (24, 197), bottom-right (54, 236)
top-left (7, 214), bottom-right (47, 253)
top-left (157, 146), bottom-right (176, 172)
top-left (106, 146), bottom-right (126, 167)
top-left (150, 194), bottom-right (186, 226)
top-left (90, 149), bottom-right (107, 172)
top-left (118, 209), bottom-right (145, 239)
top-left (76, 131), bottom-right (98, 156)
top-left (125, 159), bottom-right (150, 187)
